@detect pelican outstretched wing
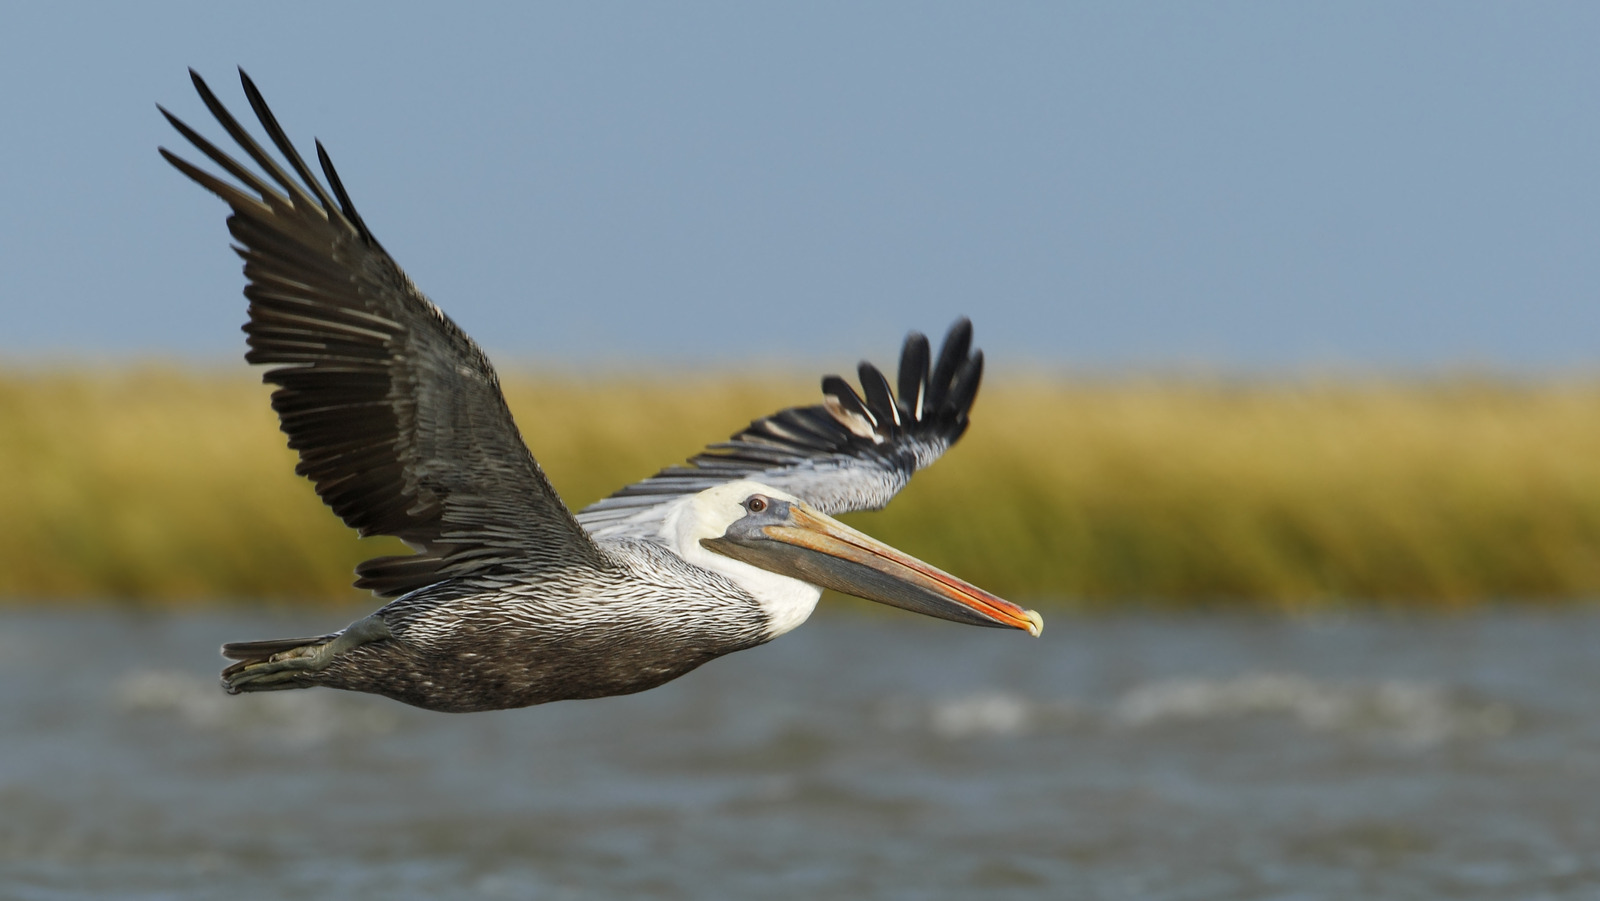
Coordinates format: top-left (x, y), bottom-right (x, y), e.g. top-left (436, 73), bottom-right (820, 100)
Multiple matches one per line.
top-left (577, 319), bottom-right (983, 539)
top-left (161, 69), bottom-right (605, 598)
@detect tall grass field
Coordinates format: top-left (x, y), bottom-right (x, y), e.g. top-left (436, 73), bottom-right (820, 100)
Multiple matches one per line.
top-left (4, 366), bottom-right (1598, 609)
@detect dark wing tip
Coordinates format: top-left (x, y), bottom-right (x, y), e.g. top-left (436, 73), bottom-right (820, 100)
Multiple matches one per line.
top-left (825, 316), bottom-right (982, 441)
top-left (187, 67), bottom-right (226, 116)
top-left (896, 330), bottom-right (931, 420)
top-left (857, 361), bottom-right (899, 430)
top-left (822, 374), bottom-right (874, 427)
top-left (237, 66), bottom-right (261, 96)
top-left (316, 139), bottom-right (380, 247)
top-left (579, 317), bottom-right (987, 521)
top-left (946, 348), bottom-right (983, 436)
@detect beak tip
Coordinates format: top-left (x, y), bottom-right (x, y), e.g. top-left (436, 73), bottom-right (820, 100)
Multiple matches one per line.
top-left (1024, 609), bottom-right (1044, 637)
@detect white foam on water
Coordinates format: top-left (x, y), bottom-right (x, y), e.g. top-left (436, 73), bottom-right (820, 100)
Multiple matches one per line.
top-left (929, 692), bottom-right (1034, 738)
top-left (883, 692), bottom-right (1082, 739)
top-left (1113, 672), bottom-right (1515, 747)
top-left (900, 673), bottom-right (1516, 746)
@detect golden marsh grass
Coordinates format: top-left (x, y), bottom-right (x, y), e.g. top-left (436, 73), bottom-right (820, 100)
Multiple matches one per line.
top-left (4, 366), bottom-right (1598, 608)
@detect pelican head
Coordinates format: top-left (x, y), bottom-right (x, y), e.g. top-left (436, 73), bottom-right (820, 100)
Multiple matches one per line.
top-left (680, 481), bottom-right (1043, 639)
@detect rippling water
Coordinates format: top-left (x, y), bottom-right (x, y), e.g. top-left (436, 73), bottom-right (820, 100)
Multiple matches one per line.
top-left (3, 606), bottom-right (1598, 899)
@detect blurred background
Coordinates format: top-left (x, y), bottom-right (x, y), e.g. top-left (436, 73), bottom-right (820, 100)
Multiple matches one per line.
top-left (3, 3), bottom-right (1600, 899)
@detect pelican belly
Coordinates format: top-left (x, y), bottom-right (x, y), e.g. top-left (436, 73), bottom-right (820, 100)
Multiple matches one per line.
top-left (305, 554), bottom-right (773, 713)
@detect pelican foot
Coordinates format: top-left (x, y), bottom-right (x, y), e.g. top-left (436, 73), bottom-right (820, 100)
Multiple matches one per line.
top-left (222, 614), bottom-right (393, 694)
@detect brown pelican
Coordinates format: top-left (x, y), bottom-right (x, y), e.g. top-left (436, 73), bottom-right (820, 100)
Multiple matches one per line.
top-left (159, 70), bottom-right (1042, 713)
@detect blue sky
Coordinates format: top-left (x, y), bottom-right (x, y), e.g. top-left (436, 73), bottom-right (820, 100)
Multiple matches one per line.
top-left (2, 2), bottom-right (1597, 372)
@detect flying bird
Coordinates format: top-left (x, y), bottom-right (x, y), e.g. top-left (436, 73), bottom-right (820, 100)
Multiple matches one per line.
top-left (159, 69), bottom-right (1042, 714)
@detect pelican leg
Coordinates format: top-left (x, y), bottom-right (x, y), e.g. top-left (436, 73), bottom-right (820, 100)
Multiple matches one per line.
top-left (223, 614), bottom-right (394, 693)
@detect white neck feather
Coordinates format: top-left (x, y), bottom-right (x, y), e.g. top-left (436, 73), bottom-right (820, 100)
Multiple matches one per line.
top-left (660, 486), bottom-right (821, 640)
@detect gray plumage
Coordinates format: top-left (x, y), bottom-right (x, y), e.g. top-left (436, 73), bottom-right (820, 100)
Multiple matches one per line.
top-left (162, 70), bottom-right (1016, 714)
top-left (264, 541), bottom-right (769, 713)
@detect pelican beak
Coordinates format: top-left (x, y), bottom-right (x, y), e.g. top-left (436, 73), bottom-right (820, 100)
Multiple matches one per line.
top-left (703, 501), bottom-right (1043, 636)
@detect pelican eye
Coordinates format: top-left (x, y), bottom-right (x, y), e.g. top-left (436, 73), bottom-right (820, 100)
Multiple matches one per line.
top-left (745, 496), bottom-right (769, 514)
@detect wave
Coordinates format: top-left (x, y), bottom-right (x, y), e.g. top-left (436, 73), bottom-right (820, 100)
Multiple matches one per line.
top-left (1113, 672), bottom-right (1515, 745)
top-left (897, 672), bottom-right (1515, 746)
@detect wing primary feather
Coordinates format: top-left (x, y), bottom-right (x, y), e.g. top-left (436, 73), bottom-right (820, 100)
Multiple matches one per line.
top-left (947, 350), bottom-right (984, 433)
top-left (822, 375), bottom-right (876, 428)
top-left (188, 69), bottom-right (318, 212)
top-left (159, 108), bottom-right (286, 208)
top-left (897, 330), bottom-right (930, 420)
top-left (926, 317), bottom-right (973, 414)
top-left (159, 148), bottom-right (274, 216)
top-left (238, 69), bottom-right (341, 216)
top-left (857, 362), bottom-right (900, 429)
top-left (316, 139), bottom-right (380, 247)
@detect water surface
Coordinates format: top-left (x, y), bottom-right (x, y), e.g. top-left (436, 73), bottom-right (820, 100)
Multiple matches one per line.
top-left (2, 607), bottom-right (1597, 899)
